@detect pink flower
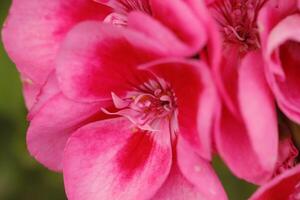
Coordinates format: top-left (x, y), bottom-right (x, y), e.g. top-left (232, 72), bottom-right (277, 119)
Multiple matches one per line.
top-left (250, 165), bottom-right (300, 200)
top-left (3, 0), bottom-right (227, 197)
top-left (207, 0), bottom-right (300, 184)
top-left (2, 0), bottom-right (215, 173)
top-left (55, 22), bottom-right (226, 199)
top-left (2, 0), bottom-right (210, 111)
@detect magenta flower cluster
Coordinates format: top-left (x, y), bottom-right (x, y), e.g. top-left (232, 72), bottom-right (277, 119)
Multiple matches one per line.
top-left (2, 0), bottom-right (300, 199)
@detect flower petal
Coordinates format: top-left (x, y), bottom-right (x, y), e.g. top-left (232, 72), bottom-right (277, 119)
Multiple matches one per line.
top-left (127, 0), bottom-right (207, 56)
top-left (63, 117), bottom-right (172, 200)
top-left (250, 165), bottom-right (300, 200)
top-left (176, 136), bottom-right (228, 200)
top-left (141, 59), bottom-right (219, 160)
top-left (57, 22), bottom-right (165, 102)
top-left (27, 93), bottom-right (108, 171)
top-left (215, 52), bottom-right (278, 184)
top-left (2, 0), bottom-right (110, 84)
top-left (265, 15), bottom-right (300, 123)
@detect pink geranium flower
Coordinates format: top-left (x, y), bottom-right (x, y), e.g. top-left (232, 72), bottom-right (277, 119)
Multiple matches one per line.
top-left (55, 22), bottom-right (226, 199)
top-left (207, 0), bottom-right (300, 184)
top-left (2, 0), bottom-right (214, 174)
top-left (250, 165), bottom-right (300, 200)
top-left (2, 0), bottom-right (227, 198)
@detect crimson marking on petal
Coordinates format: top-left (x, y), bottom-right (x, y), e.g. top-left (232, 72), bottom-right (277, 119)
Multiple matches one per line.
top-left (116, 130), bottom-right (154, 179)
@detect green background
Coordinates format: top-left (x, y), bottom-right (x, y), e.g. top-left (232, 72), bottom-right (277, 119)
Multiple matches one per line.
top-left (0, 1), bottom-right (256, 199)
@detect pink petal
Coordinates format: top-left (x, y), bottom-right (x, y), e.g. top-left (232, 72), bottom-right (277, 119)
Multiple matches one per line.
top-left (127, 0), bottom-right (207, 56)
top-left (250, 165), bottom-right (300, 200)
top-left (27, 94), bottom-right (108, 171)
top-left (215, 107), bottom-right (272, 184)
top-left (141, 59), bottom-right (219, 160)
top-left (57, 22), bottom-right (165, 102)
top-left (265, 15), bottom-right (300, 123)
top-left (238, 52), bottom-right (278, 176)
top-left (63, 117), bottom-right (172, 200)
top-left (184, 0), bottom-right (222, 68)
top-left (153, 164), bottom-right (206, 200)
top-left (213, 46), bottom-right (241, 115)
top-left (2, 0), bottom-right (110, 85)
top-left (176, 136), bottom-right (228, 200)
top-left (127, 11), bottom-right (193, 56)
top-left (215, 52), bottom-right (278, 184)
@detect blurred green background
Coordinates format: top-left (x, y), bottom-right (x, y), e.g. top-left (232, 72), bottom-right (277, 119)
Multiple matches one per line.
top-left (0, 1), bottom-right (256, 199)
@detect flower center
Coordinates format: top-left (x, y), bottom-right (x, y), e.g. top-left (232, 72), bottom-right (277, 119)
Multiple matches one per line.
top-left (97, 0), bottom-right (152, 26)
top-left (211, 0), bottom-right (267, 53)
top-left (103, 77), bottom-right (178, 133)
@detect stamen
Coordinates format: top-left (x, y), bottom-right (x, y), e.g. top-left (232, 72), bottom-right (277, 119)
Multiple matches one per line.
top-left (102, 78), bottom-right (178, 134)
top-left (211, 0), bottom-right (268, 52)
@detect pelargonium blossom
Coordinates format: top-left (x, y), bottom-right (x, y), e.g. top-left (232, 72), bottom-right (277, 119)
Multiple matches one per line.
top-left (207, 0), bottom-right (300, 184)
top-left (2, 0), bottom-right (215, 173)
top-left (55, 22), bottom-right (226, 199)
top-left (1, 0), bottom-right (210, 109)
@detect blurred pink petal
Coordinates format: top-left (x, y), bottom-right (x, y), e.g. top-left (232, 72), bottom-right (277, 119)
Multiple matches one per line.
top-left (250, 165), bottom-right (300, 200)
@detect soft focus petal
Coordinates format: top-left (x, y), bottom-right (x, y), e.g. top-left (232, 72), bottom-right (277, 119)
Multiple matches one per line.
top-left (215, 52), bottom-right (277, 184)
top-left (27, 94), bottom-right (108, 171)
top-left (238, 52), bottom-right (278, 176)
top-left (176, 136), bottom-right (227, 200)
top-left (153, 163), bottom-right (207, 200)
top-left (141, 59), bottom-right (219, 160)
top-left (184, 0), bottom-right (222, 68)
top-left (2, 0), bottom-right (110, 84)
top-left (63, 117), bottom-right (172, 200)
top-left (57, 22), bottom-right (165, 102)
top-left (250, 165), bottom-right (300, 200)
top-left (265, 15), bottom-right (300, 123)
top-left (127, 11), bottom-right (193, 56)
top-left (143, 0), bottom-right (207, 55)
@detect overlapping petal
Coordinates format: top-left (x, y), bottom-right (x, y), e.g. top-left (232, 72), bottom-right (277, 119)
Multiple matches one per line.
top-left (215, 52), bottom-right (278, 184)
top-left (250, 165), bottom-right (300, 200)
top-left (56, 22), bottom-right (166, 102)
top-left (27, 94), bottom-right (110, 171)
top-left (142, 59), bottom-right (219, 160)
top-left (2, 0), bottom-right (110, 85)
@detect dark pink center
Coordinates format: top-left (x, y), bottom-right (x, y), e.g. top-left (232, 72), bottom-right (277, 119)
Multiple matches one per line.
top-left (211, 0), bottom-right (267, 52)
top-left (103, 77), bottom-right (178, 134)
